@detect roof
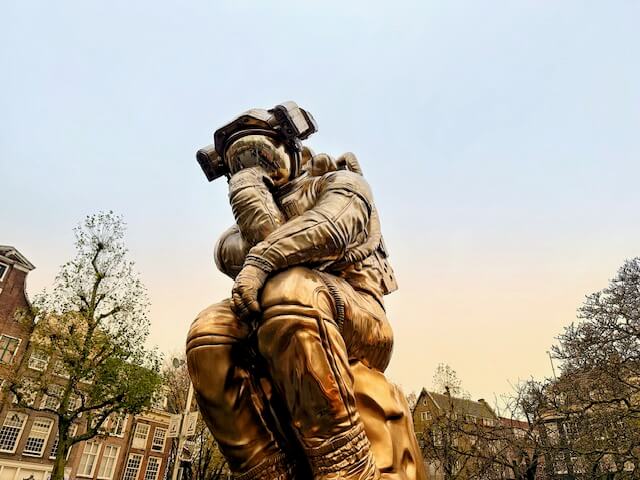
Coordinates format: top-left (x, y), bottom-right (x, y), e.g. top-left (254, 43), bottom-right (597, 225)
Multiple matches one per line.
top-left (416, 388), bottom-right (497, 419)
top-left (0, 245), bottom-right (35, 272)
top-left (499, 417), bottom-right (530, 430)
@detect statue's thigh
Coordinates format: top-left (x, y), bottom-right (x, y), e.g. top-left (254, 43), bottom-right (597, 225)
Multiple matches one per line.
top-left (186, 299), bottom-right (285, 472)
top-left (186, 298), bottom-right (251, 409)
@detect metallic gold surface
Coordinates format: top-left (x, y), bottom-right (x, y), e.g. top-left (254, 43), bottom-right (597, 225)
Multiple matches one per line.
top-left (187, 103), bottom-right (426, 480)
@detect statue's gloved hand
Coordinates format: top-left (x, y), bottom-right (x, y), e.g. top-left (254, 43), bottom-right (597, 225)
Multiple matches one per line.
top-left (231, 265), bottom-right (269, 321)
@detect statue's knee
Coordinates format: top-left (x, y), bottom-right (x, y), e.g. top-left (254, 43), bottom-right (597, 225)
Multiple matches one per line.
top-left (257, 314), bottom-right (319, 364)
top-left (260, 267), bottom-right (326, 310)
top-left (186, 299), bottom-right (248, 352)
top-left (187, 343), bottom-right (235, 407)
top-left (186, 299), bottom-right (248, 407)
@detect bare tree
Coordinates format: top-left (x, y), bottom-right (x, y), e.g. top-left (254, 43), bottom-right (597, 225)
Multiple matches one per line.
top-left (420, 392), bottom-right (499, 479)
top-left (548, 258), bottom-right (640, 477)
top-left (432, 363), bottom-right (468, 399)
top-left (421, 377), bottom-right (545, 480)
top-left (162, 355), bottom-right (226, 480)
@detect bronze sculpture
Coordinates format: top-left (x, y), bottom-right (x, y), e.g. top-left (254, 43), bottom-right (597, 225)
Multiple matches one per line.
top-left (187, 102), bottom-right (426, 480)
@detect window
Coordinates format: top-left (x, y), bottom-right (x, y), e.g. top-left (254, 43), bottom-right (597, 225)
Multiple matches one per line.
top-left (420, 411), bottom-right (431, 421)
top-left (0, 262), bottom-right (8, 281)
top-left (132, 423), bottom-right (150, 449)
top-left (0, 411), bottom-right (27, 453)
top-left (0, 335), bottom-right (21, 364)
top-left (151, 427), bottom-right (166, 452)
top-left (97, 445), bottom-right (120, 480)
top-left (143, 456), bottom-right (162, 480)
top-left (41, 384), bottom-right (64, 410)
top-left (28, 350), bottom-right (50, 371)
top-left (19, 379), bottom-right (38, 407)
top-left (108, 413), bottom-right (127, 437)
top-left (123, 454), bottom-right (143, 480)
top-left (68, 393), bottom-right (82, 412)
top-left (23, 418), bottom-right (54, 457)
top-left (482, 418), bottom-right (494, 427)
top-left (54, 360), bottom-right (70, 378)
top-left (50, 424), bottom-right (77, 460)
top-left (77, 441), bottom-right (102, 477)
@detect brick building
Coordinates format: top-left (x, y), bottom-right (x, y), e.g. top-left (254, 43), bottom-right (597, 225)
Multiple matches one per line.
top-left (412, 388), bottom-right (499, 479)
top-left (0, 246), bottom-right (172, 480)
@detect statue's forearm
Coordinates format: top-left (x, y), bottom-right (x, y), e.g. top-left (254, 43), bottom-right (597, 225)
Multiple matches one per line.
top-left (228, 167), bottom-right (286, 245)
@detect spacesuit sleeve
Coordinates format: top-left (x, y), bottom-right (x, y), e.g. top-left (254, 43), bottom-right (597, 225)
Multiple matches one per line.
top-left (228, 167), bottom-right (286, 246)
top-left (244, 170), bottom-right (374, 273)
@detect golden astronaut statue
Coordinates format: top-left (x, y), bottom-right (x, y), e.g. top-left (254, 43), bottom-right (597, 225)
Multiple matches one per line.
top-left (187, 102), bottom-right (426, 480)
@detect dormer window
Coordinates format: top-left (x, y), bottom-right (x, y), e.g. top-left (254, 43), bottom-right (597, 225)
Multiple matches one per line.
top-left (0, 263), bottom-right (8, 281)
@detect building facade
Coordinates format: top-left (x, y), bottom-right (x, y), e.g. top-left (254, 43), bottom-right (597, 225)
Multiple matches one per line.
top-left (0, 246), bottom-right (172, 480)
top-left (413, 388), bottom-right (500, 480)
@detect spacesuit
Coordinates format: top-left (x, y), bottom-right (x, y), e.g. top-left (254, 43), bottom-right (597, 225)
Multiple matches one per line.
top-left (186, 105), bottom-right (423, 480)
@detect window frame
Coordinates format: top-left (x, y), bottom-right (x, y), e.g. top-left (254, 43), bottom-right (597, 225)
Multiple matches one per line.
top-left (28, 350), bottom-right (50, 372)
top-left (0, 411), bottom-right (28, 453)
top-left (0, 262), bottom-right (8, 281)
top-left (22, 417), bottom-right (54, 457)
top-left (151, 427), bottom-right (167, 452)
top-left (41, 384), bottom-right (65, 410)
top-left (132, 423), bottom-right (150, 449)
top-left (0, 335), bottom-right (21, 365)
top-left (53, 360), bottom-right (71, 379)
top-left (108, 413), bottom-right (128, 438)
top-left (77, 441), bottom-right (102, 478)
top-left (143, 456), bottom-right (162, 480)
top-left (97, 444), bottom-right (121, 480)
top-left (123, 453), bottom-right (144, 480)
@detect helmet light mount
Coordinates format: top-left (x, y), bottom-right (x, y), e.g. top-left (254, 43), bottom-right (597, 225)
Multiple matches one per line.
top-left (196, 101), bottom-right (317, 182)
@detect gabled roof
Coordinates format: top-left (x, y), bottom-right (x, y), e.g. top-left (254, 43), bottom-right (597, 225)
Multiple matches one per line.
top-left (0, 245), bottom-right (35, 271)
top-left (416, 387), bottom-right (497, 419)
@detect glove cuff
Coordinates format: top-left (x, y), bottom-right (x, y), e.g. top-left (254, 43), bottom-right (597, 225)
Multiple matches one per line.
top-left (244, 254), bottom-right (276, 274)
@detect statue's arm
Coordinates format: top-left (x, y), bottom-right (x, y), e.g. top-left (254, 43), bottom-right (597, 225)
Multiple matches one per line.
top-left (244, 170), bottom-right (373, 274)
top-left (228, 167), bottom-right (286, 245)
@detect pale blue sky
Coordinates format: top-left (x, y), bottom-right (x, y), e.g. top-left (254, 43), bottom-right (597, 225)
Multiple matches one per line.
top-left (2, 0), bottom-right (639, 400)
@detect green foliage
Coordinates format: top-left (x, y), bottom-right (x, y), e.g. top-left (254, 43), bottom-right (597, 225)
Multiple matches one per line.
top-left (8, 212), bottom-right (162, 480)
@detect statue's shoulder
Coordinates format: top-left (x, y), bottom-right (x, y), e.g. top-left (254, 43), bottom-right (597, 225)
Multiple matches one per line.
top-left (318, 169), bottom-right (373, 203)
top-left (319, 170), bottom-right (370, 194)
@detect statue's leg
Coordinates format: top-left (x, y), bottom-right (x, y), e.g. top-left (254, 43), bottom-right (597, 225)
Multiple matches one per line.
top-left (258, 267), bottom-right (380, 480)
top-left (325, 276), bottom-right (428, 480)
top-left (186, 299), bottom-right (295, 479)
top-left (351, 362), bottom-right (428, 480)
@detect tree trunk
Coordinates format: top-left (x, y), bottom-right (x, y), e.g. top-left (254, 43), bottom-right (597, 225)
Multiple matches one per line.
top-left (50, 441), bottom-right (69, 480)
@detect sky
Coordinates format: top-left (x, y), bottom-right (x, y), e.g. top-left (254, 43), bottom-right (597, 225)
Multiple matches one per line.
top-left (2, 0), bottom-right (639, 403)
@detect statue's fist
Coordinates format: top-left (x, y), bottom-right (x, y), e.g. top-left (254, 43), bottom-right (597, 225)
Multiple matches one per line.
top-left (231, 265), bottom-right (268, 321)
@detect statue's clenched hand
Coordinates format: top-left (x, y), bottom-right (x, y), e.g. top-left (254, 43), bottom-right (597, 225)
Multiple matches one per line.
top-left (231, 265), bottom-right (268, 321)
